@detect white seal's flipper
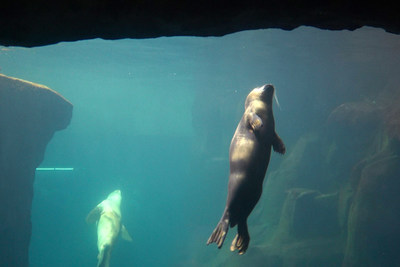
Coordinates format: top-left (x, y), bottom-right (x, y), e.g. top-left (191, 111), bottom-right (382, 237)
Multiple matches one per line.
top-left (86, 206), bottom-right (102, 224)
top-left (121, 225), bottom-right (133, 242)
top-left (97, 244), bottom-right (111, 267)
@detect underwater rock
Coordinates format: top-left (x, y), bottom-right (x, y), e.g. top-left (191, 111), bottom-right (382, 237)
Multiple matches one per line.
top-left (328, 96), bottom-right (400, 144)
top-left (293, 190), bottom-right (340, 239)
top-left (337, 184), bottom-right (353, 232)
top-left (327, 101), bottom-right (386, 169)
top-left (383, 92), bottom-right (400, 140)
top-left (0, 74), bottom-right (72, 267)
top-left (328, 97), bottom-right (400, 266)
top-left (273, 188), bottom-right (319, 242)
top-left (259, 133), bottom-right (320, 229)
top-left (343, 148), bottom-right (400, 267)
top-left (327, 101), bottom-right (382, 130)
top-left (273, 188), bottom-right (339, 242)
top-left (219, 234), bottom-right (343, 267)
top-left (258, 132), bottom-right (341, 230)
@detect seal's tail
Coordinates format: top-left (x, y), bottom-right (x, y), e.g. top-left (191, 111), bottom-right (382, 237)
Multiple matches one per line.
top-left (207, 216), bottom-right (229, 248)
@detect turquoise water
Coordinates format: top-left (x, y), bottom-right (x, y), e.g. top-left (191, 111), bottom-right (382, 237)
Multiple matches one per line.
top-left (1, 26), bottom-right (400, 266)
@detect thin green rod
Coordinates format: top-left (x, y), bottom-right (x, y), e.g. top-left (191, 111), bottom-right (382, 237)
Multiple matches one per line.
top-left (36, 168), bottom-right (74, 171)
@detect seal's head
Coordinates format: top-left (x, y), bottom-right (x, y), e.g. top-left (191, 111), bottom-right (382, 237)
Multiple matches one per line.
top-left (245, 84), bottom-right (275, 108)
top-left (108, 189), bottom-right (121, 198)
top-left (106, 190), bottom-right (122, 208)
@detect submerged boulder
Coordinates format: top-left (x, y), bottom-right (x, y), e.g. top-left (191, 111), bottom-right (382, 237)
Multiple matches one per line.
top-left (383, 93), bottom-right (400, 141)
top-left (0, 74), bottom-right (72, 266)
top-left (343, 143), bottom-right (400, 267)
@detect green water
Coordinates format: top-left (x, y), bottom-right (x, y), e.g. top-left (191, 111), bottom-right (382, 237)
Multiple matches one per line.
top-left (1, 26), bottom-right (399, 266)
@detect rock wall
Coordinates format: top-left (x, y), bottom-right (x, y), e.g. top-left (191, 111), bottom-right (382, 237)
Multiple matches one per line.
top-left (343, 138), bottom-right (400, 266)
top-left (0, 0), bottom-right (399, 47)
top-left (0, 74), bottom-right (72, 266)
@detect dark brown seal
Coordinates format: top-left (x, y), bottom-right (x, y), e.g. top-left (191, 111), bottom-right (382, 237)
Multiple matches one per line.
top-left (207, 84), bottom-right (285, 254)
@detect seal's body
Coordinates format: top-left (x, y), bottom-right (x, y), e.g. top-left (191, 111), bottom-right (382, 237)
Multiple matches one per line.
top-left (86, 190), bottom-right (132, 267)
top-left (207, 84), bottom-right (285, 254)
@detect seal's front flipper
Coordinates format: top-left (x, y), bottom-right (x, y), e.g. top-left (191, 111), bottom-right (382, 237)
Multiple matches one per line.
top-left (272, 132), bottom-right (286, 154)
top-left (86, 206), bottom-right (102, 224)
top-left (121, 225), bottom-right (133, 242)
top-left (246, 112), bottom-right (263, 131)
top-left (230, 221), bottom-right (250, 255)
top-left (207, 214), bottom-right (229, 248)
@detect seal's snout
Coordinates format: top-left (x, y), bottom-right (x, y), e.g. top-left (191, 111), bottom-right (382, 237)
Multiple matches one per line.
top-left (255, 84), bottom-right (274, 93)
top-left (257, 84), bottom-right (274, 101)
top-left (263, 84), bottom-right (274, 94)
top-left (110, 189), bottom-right (122, 199)
top-left (254, 84), bottom-right (273, 93)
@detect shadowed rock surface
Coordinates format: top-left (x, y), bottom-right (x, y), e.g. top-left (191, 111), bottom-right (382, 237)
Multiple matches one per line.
top-left (343, 139), bottom-right (400, 267)
top-left (0, 74), bottom-right (72, 266)
top-left (0, 0), bottom-right (400, 47)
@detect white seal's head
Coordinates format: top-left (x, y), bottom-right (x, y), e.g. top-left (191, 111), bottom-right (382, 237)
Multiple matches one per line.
top-left (106, 190), bottom-right (121, 204)
top-left (245, 84), bottom-right (275, 108)
top-left (101, 190), bottom-right (122, 217)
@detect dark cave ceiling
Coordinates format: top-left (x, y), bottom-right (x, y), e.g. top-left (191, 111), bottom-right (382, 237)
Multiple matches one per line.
top-left (1, 0), bottom-right (399, 47)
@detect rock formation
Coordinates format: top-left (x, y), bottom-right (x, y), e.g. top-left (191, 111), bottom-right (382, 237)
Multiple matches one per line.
top-left (0, 0), bottom-right (399, 47)
top-left (343, 140), bottom-right (400, 267)
top-left (0, 74), bottom-right (72, 266)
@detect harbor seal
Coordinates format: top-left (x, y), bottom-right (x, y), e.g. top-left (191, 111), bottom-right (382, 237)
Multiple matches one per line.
top-left (86, 190), bottom-right (132, 267)
top-left (207, 84), bottom-right (285, 254)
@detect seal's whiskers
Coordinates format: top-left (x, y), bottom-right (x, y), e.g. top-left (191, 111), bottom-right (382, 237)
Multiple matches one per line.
top-left (274, 90), bottom-right (281, 110)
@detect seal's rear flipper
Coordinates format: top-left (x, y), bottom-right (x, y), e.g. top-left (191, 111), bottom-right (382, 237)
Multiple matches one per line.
top-left (272, 132), bottom-right (286, 154)
top-left (121, 225), bottom-right (133, 242)
top-left (230, 221), bottom-right (250, 255)
top-left (86, 206), bottom-right (102, 224)
top-left (97, 245), bottom-right (110, 267)
top-left (207, 216), bottom-right (229, 248)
